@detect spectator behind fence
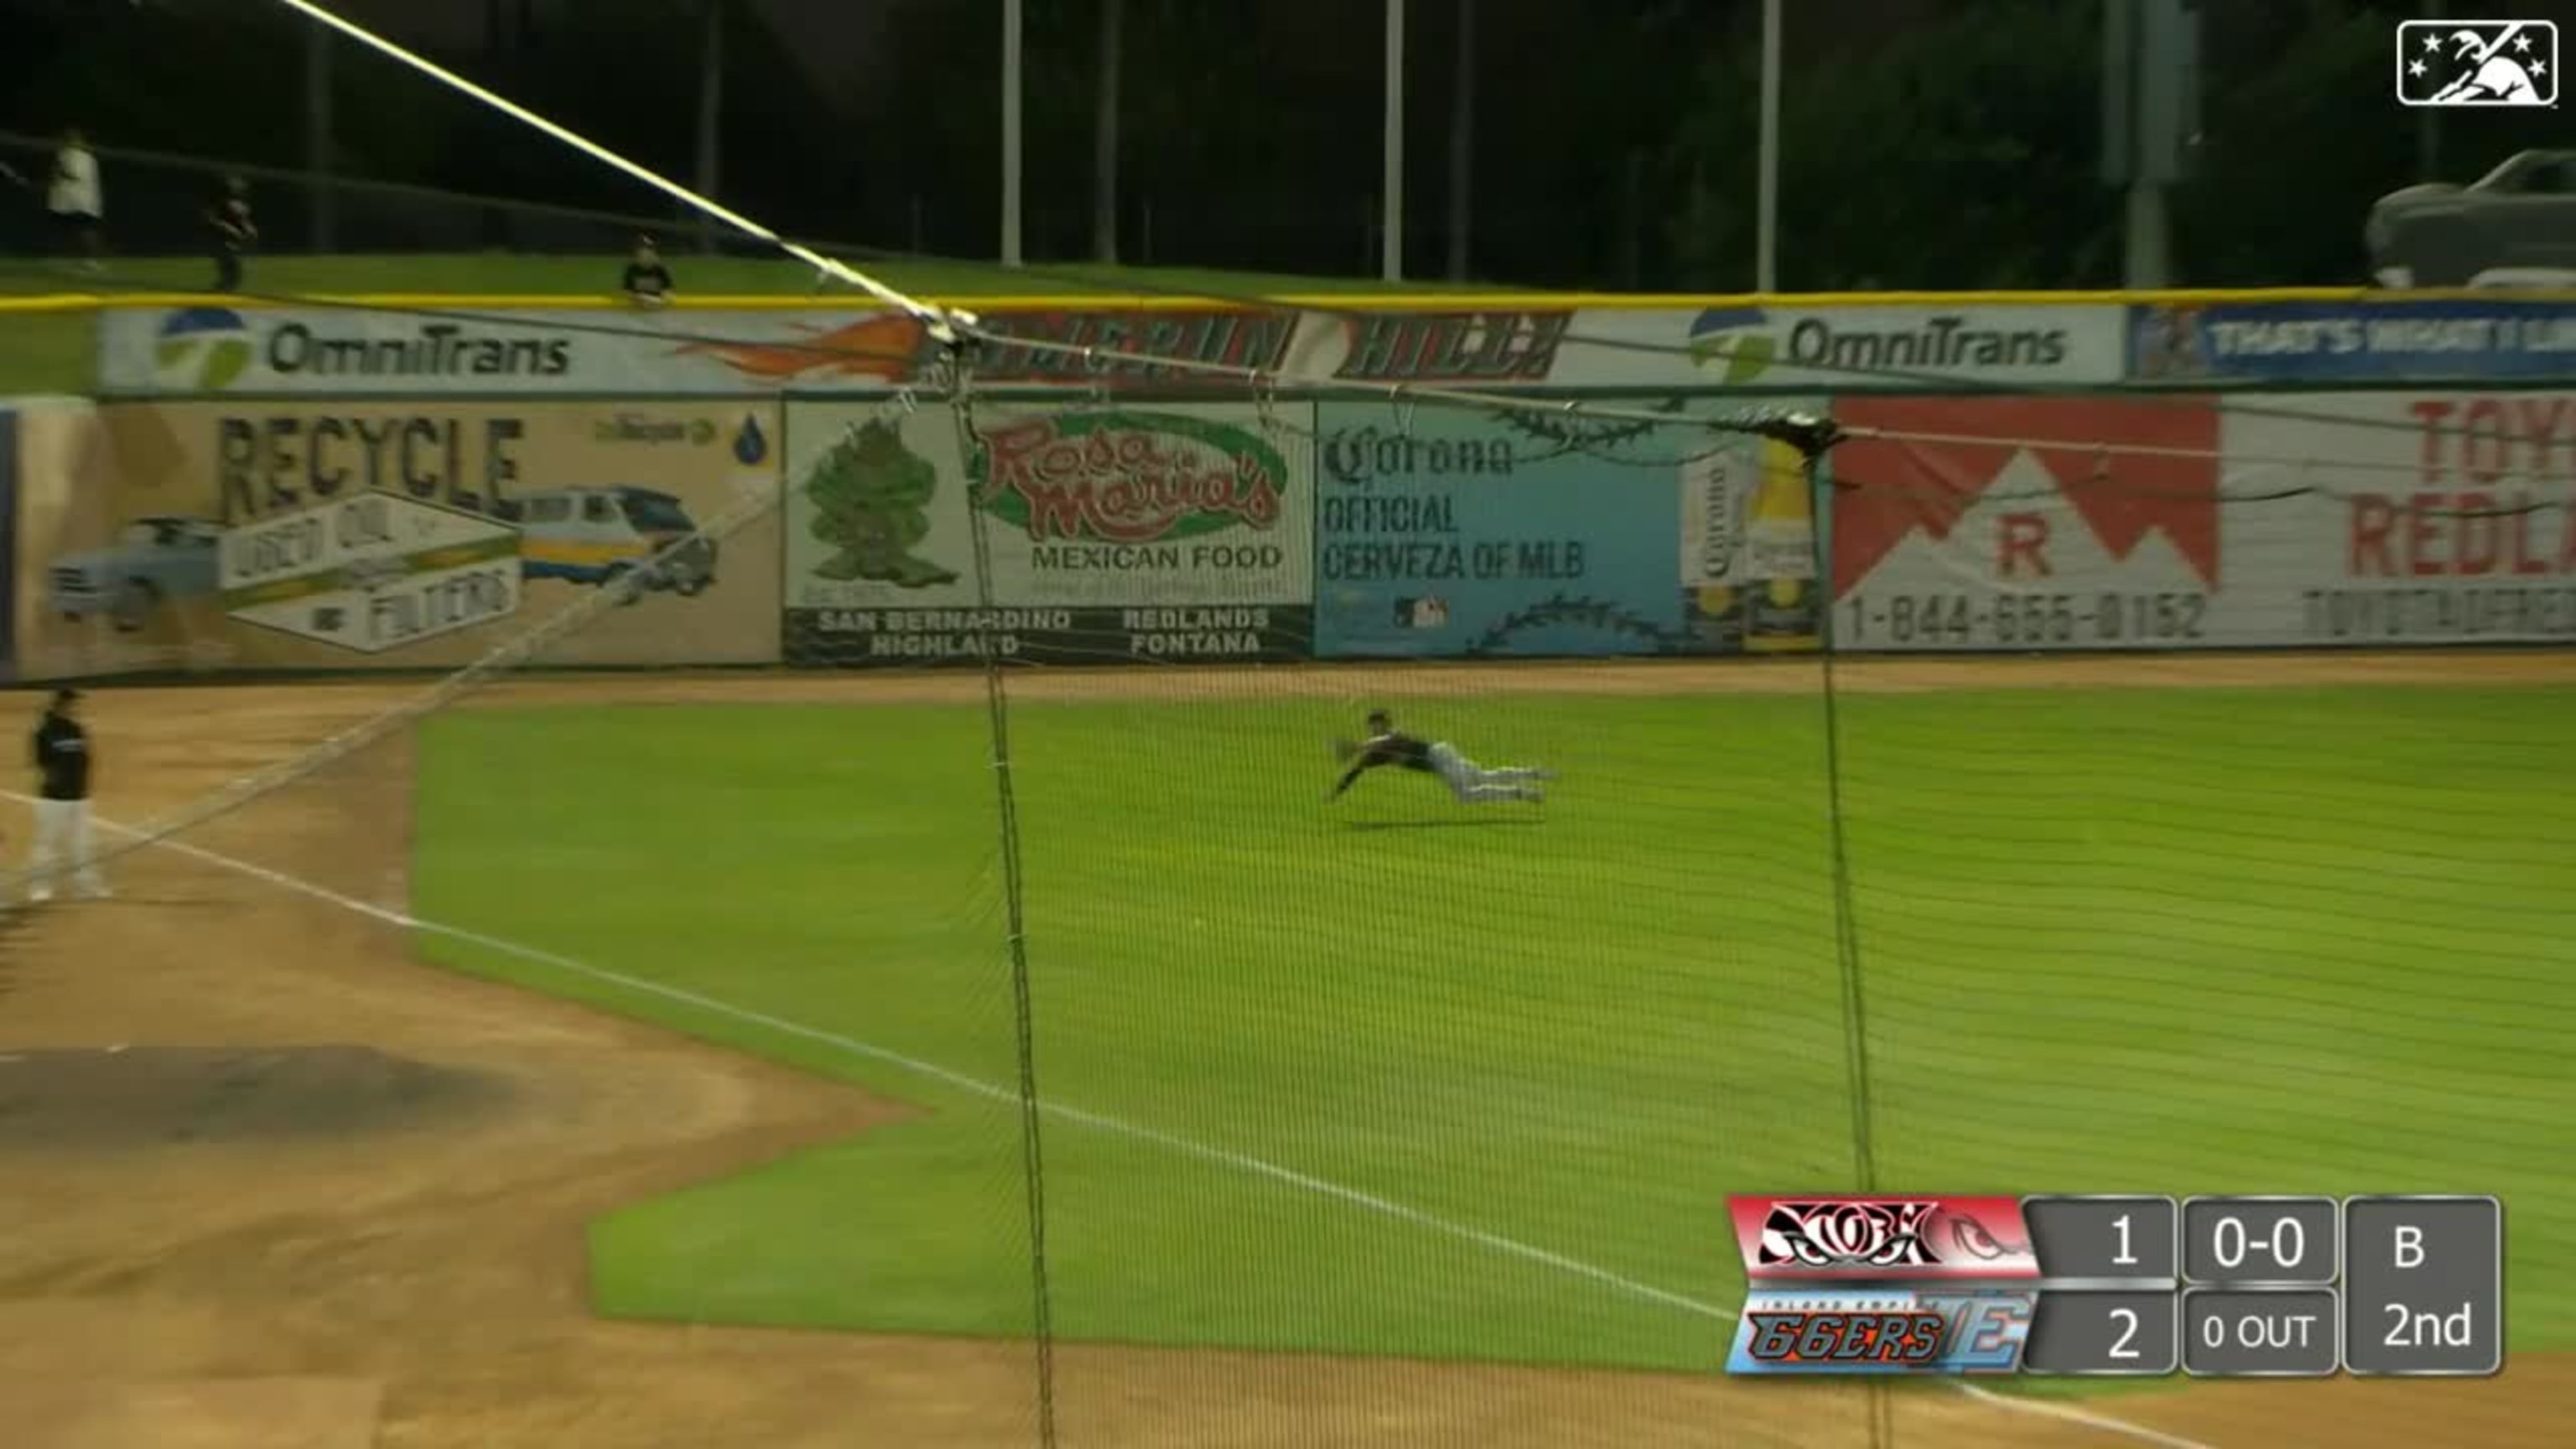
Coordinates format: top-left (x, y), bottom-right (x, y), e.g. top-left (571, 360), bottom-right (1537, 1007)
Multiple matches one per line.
top-left (47, 128), bottom-right (103, 273)
top-left (205, 174), bottom-right (256, 293)
top-left (623, 234), bottom-right (673, 308)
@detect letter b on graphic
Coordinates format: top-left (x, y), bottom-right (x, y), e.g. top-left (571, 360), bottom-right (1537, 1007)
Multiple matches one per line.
top-left (2396, 1226), bottom-right (2424, 1270)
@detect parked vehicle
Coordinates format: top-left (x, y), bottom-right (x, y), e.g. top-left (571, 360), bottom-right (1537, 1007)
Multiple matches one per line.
top-left (2367, 149), bottom-right (2576, 289)
top-left (49, 516), bottom-right (223, 632)
top-left (510, 486), bottom-right (716, 600)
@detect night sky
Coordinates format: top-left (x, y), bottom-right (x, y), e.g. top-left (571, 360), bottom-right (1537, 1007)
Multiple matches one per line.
top-left (328, 0), bottom-right (897, 114)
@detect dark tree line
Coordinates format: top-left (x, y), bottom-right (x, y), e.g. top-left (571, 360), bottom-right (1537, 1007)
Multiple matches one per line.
top-left (3, 0), bottom-right (2566, 288)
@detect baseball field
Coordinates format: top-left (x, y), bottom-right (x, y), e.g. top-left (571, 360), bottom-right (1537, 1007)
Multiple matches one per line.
top-left (3, 651), bottom-right (2568, 1448)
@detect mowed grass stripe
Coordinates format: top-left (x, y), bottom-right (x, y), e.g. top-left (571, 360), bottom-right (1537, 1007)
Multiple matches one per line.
top-left (407, 685), bottom-right (2576, 1371)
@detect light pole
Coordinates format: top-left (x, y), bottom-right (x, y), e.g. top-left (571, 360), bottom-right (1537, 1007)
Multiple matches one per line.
top-left (1001, 0), bottom-right (1024, 266)
top-left (1446, 0), bottom-right (1475, 282)
top-left (693, 0), bottom-right (724, 255)
top-left (307, 21), bottom-right (336, 250)
top-left (1383, 0), bottom-right (1406, 282)
top-left (1756, 0), bottom-right (1781, 293)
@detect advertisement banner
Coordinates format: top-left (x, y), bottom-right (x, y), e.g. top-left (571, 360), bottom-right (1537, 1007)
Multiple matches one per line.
top-left (13, 400), bottom-right (782, 678)
top-left (101, 300), bottom-right (2131, 397)
top-left (2129, 299), bottom-right (2576, 385)
top-left (1827, 392), bottom-right (2576, 651)
top-left (0, 406), bottom-right (16, 680)
top-left (104, 303), bottom-right (885, 398)
top-left (1665, 304), bottom-right (2127, 392)
top-left (1313, 400), bottom-right (1826, 658)
top-left (2217, 391), bottom-right (2576, 647)
top-left (99, 303), bottom-right (1607, 397)
top-left (1828, 395), bottom-right (2225, 652)
top-left (778, 400), bottom-right (1314, 665)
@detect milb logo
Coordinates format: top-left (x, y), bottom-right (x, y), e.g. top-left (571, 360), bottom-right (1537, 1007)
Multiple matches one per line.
top-left (1730, 1291), bottom-right (2035, 1374)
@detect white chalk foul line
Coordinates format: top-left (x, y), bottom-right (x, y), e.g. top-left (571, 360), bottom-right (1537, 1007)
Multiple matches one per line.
top-left (22, 796), bottom-right (2217, 1449)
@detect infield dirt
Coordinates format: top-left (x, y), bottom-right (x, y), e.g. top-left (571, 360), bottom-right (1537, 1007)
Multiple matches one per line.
top-left (0, 652), bottom-right (2565, 1448)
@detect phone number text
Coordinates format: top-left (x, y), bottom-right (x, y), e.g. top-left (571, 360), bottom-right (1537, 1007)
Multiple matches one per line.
top-left (1840, 591), bottom-right (2210, 647)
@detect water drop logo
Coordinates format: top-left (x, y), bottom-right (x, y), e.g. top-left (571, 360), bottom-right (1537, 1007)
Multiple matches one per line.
top-left (731, 413), bottom-right (770, 466)
top-left (1686, 306), bottom-right (1779, 385)
top-left (153, 307), bottom-right (255, 390)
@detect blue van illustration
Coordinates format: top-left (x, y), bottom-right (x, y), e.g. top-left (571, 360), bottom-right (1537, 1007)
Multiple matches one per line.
top-left (507, 486), bottom-right (716, 598)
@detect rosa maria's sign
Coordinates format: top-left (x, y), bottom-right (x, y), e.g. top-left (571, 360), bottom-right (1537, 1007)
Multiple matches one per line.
top-left (973, 409), bottom-right (1288, 547)
top-left (780, 400), bottom-right (1317, 666)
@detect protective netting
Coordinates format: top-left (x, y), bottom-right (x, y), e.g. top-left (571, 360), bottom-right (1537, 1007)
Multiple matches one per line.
top-left (3, 3), bottom-right (2570, 1445)
top-left (13, 356), bottom-right (2570, 1449)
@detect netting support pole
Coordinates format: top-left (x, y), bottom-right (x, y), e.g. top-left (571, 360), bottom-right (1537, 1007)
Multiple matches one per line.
top-left (944, 334), bottom-right (1060, 1447)
top-left (1770, 416), bottom-right (1890, 1449)
top-left (1750, 411), bottom-right (1877, 1192)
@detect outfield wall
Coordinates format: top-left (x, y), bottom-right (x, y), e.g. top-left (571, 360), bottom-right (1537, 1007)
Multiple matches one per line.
top-left (8, 290), bottom-right (2576, 680)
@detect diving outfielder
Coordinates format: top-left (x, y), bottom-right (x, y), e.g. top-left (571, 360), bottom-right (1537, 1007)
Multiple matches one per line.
top-left (1329, 709), bottom-right (1553, 805)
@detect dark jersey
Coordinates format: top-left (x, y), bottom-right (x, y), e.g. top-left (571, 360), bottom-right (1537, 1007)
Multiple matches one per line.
top-left (34, 713), bottom-right (90, 801)
top-left (1330, 730), bottom-right (1433, 797)
top-left (624, 261), bottom-right (673, 299)
top-left (208, 191), bottom-right (254, 247)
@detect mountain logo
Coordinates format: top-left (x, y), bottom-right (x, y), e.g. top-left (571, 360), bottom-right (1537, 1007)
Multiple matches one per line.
top-left (153, 307), bottom-right (254, 390)
top-left (1827, 396), bottom-right (2224, 597)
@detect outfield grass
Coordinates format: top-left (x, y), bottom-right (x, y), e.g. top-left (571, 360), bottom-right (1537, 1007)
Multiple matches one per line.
top-left (408, 683), bottom-right (2576, 1379)
top-left (0, 252), bottom-right (1488, 397)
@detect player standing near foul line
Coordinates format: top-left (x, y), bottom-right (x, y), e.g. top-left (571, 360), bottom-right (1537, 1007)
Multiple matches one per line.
top-left (1329, 709), bottom-right (1553, 805)
top-left (28, 688), bottom-right (108, 902)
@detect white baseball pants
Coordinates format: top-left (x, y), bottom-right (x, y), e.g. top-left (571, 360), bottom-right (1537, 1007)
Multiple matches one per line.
top-left (28, 797), bottom-right (108, 901)
top-left (1427, 742), bottom-right (1548, 802)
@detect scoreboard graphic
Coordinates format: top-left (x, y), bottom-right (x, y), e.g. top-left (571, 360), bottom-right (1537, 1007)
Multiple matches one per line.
top-left (1723, 1194), bottom-right (2503, 1378)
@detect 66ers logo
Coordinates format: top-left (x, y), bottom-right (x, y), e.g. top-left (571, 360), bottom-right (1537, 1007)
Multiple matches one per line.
top-left (1732, 1196), bottom-right (2041, 1282)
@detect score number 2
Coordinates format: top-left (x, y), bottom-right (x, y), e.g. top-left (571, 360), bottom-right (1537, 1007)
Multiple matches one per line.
top-left (2108, 1213), bottom-right (2142, 1361)
top-left (2109, 1307), bottom-right (2141, 1361)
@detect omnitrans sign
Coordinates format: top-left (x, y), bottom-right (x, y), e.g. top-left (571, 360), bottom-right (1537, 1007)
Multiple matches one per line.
top-left (262, 315), bottom-right (575, 381)
top-left (104, 304), bottom-right (670, 396)
top-left (1675, 304), bottom-right (2127, 390)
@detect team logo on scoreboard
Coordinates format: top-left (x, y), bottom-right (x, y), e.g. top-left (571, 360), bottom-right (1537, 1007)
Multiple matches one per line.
top-left (1729, 1196), bottom-right (2041, 1281)
top-left (1727, 1289), bottom-right (2035, 1374)
top-left (1725, 1196), bottom-right (2042, 1376)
